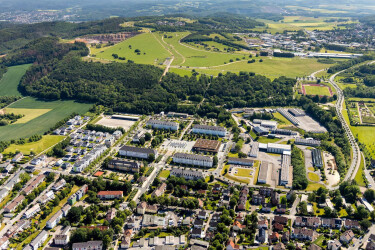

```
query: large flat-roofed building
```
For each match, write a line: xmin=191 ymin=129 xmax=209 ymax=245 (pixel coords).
xmin=228 ymin=157 xmax=254 ymax=166
xmin=258 ymin=162 xmax=269 ymax=184
xmin=249 ymin=142 xmax=259 ymax=158
xmin=72 ymin=241 xmax=103 ymax=250
xmin=280 ymin=154 xmax=291 ymax=187
xmin=173 ymin=153 xmax=213 ymax=168
xmin=295 ymin=138 xmax=321 ymax=147
xmin=267 ymin=143 xmax=291 ymax=154
xmin=108 ymin=159 xmax=140 ymax=173
xmin=119 ymin=145 xmax=157 ymax=159
xmin=253 ymin=120 xmax=278 ymax=130
xmin=112 ymin=115 xmax=139 ymax=121
xmin=192 ymin=139 xmax=221 ymax=153
xmin=288 ymin=108 xmax=305 ymax=117
xmin=277 ymin=108 xmax=300 ymax=126
xmin=167 ymin=112 xmax=188 ymax=118
xmin=312 ymin=149 xmax=323 ymax=168
xmin=271 ymin=129 xmax=298 ymax=136
xmin=192 ymin=125 xmax=226 ymax=137
xmin=170 ymin=168 xmax=204 ymax=180
xmin=147 ymin=119 xmax=179 ymax=131
xmin=30 ymin=230 xmax=48 ymax=250
xmin=253 ymin=126 xmax=269 ymax=136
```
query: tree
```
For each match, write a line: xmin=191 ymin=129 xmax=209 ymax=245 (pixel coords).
xmin=46 ymin=172 xmax=56 ymax=182
xmin=364 ymin=189 xmax=375 ymax=203
xmin=298 ymin=201 xmax=308 ymax=215
xmin=324 ymin=207 xmax=332 ymax=217
xmin=67 ymin=207 xmax=82 ymax=223
xmin=360 ymin=219 xmax=372 ymax=230
xmin=128 ymin=200 xmax=136 ymax=210
xmin=355 ymin=205 xmax=370 ymax=220
xmin=145 ymin=133 xmax=152 ymax=141
xmin=213 ymin=156 xmax=218 ymax=166
xmin=103 ymin=234 xmax=111 ymax=249
xmin=209 ymin=175 xmax=214 ymax=182
xmin=139 ymin=137 xmax=145 ymax=145
xmin=148 ymin=153 xmax=155 ymax=162
xmin=281 ymin=196 xmax=287 ymax=205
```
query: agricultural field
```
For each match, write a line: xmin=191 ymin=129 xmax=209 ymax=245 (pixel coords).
xmin=255 ymin=16 xmax=356 ymax=33
xmin=3 ymin=135 xmax=65 ymax=155
xmin=0 ymin=64 xmax=31 ymax=96
xmin=0 ymin=97 xmax=92 ymax=141
xmin=91 ymin=32 xmax=172 ymax=65
xmin=302 ymin=84 xmax=332 ymax=96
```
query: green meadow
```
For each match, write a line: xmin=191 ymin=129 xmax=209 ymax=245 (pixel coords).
xmin=0 ymin=64 xmax=31 ymax=96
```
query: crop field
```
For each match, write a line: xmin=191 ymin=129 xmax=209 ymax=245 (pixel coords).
xmin=4 ymin=108 xmax=51 ymax=124
xmin=3 ymin=135 xmax=65 ymax=155
xmin=302 ymin=84 xmax=333 ymax=96
xmin=0 ymin=97 xmax=92 ymax=141
xmin=0 ymin=64 xmax=31 ymax=96
xmin=91 ymin=32 xmax=172 ymax=65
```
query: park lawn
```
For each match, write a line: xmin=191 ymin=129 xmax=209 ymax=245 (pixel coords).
xmin=257 ymin=137 xmax=281 ymax=143
xmin=158 ymin=170 xmax=170 ymax=179
xmin=0 ymin=64 xmax=31 ymax=96
xmin=306 ymin=182 xmax=325 ymax=191
xmin=235 ymin=168 xmax=252 ymax=177
xmin=308 ymin=172 xmax=320 ymax=182
xmin=273 ymin=112 xmax=292 ymax=126
xmin=0 ymin=97 xmax=92 ymax=141
xmin=193 ymin=57 xmax=329 ymax=79
xmin=94 ymin=32 xmax=172 ymax=65
xmin=304 ymin=85 xmax=332 ymax=96
xmin=3 ymin=135 xmax=65 ymax=155
xmin=168 ymin=67 xmax=193 ymax=77
xmin=354 ymin=154 xmax=366 ymax=187
xmin=4 ymin=108 xmax=51 ymax=124
xmin=161 ymin=32 xmax=242 ymax=67
xmin=224 ymin=173 xmax=250 ymax=184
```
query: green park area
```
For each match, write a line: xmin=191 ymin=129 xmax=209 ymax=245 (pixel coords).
xmin=0 ymin=64 xmax=31 ymax=96
xmin=303 ymin=85 xmax=332 ymax=96
xmin=0 ymin=97 xmax=92 ymax=141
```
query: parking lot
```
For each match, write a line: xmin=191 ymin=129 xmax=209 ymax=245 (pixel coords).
xmin=295 ymin=115 xmax=327 ymax=133
xmin=161 ymin=139 xmax=195 ymax=152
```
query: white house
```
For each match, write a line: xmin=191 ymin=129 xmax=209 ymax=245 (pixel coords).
xmin=192 ymin=124 xmax=226 ymax=137
xmin=172 ymin=153 xmax=213 ymax=168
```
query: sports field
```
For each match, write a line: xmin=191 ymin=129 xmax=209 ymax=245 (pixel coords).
xmin=0 ymin=64 xmax=31 ymax=96
xmin=303 ymin=84 xmax=333 ymax=96
xmin=3 ymin=135 xmax=65 ymax=155
xmin=0 ymin=97 xmax=92 ymax=141
xmin=91 ymin=32 xmax=172 ymax=65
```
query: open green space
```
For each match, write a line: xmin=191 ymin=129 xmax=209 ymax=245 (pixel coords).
xmin=0 ymin=97 xmax=92 ymax=141
xmin=234 ymin=168 xmax=252 ymax=177
xmin=158 ymin=170 xmax=170 ymax=179
xmin=3 ymin=135 xmax=65 ymax=155
xmin=354 ymin=155 xmax=366 ymax=187
xmin=273 ymin=112 xmax=292 ymax=126
xmin=4 ymin=108 xmax=51 ymax=124
xmin=0 ymin=64 xmax=31 ymax=96
xmin=305 ymin=182 xmax=325 ymax=191
xmin=304 ymin=85 xmax=332 ymax=96
xmin=92 ymin=32 xmax=172 ymax=65
xmin=308 ymin=172 xmax=320 ymax=182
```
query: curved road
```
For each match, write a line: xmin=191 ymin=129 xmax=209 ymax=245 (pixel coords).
xmin=329 ymin=70 xmax=361 ymax=184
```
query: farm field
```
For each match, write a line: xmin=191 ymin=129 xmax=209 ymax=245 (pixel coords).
xmin=0 ymin=64 xmax=31 ymax=96
xmin=303 ymin=85 xmax=332 ymax=96
xmin=91 ymin=32 xmax=172 ymax=65
xmin=3 ymin=135 xmax=65 ymax=155
xmin=0 ymin=97 xmax=92 ymax=141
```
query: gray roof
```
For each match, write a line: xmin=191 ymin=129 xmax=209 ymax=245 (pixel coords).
xmin=72 ymin=241 xmax=103 ymax=249
xmin=193 ymin=124 xmax=226 ymax=132
xmin=173 ymin=153 xmax=213 ymax=162
xmin=147 ymin=119 xmax=178 ymax=127
xmin=120 ymin=145 xmax=156 ymax=155
xmin=258 ymin=162 xmax=269 ymax=181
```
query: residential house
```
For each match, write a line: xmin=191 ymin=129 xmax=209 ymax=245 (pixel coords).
xmin=327 ymin=239 xmax=342 ymax=250
xmin=269 ymin=232 xmax=280 ymax=243
xmin=292 ymin=228 xmax=315 ymax=241
xmin=46 ymin=210 xmax=63 ymax=229
xmin=226 ymin=239 xmax=242 ymax=250
xmin=106 ymin=208 xmax=116 ymax=222
xmin=232 ymin=221 xmax=245 ymax=231
xmin=97 ymin=191 xmax=123 ymax=199
xmin=30 ymin=230 xmax=48 ymax=250
xmin=274 ymin=216 xmax=288 ymax=225
xmin=258 ymin=219 xmax=268 ymax=229
xmin=344 ymin=219 xmax=360 ymax=230
xmin=152 ymin=183 xmax=167 ymax=197
xmin=191 ymin=228 xmax=205 ymax=239
xmin=72 ymin=241 xmax=103 ymax=250
xmin=340 ymin=230 xmax=354 ymax=244
xmin=257 ymin=228 xmax=268 ymax=244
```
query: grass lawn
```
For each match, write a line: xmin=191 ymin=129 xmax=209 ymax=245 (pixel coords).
xmin=168 ymin=67 xmax=193 ymax=77
xmin=0 ymin=64 xmax=31 ymax=96
xmin=308 ymin=172 xmax=320 ymax=182
xmin=0 ymin=192 xmax=12 ymax=209
xmin=221 ymin=164 xmax=229 ymax=175
xmin=3 ymin=135 xmax=65 ymax=155
xmin=306 ymin=182 xmax=325 ymax=191
xmin=158 ymin=170 xmax=170 ymax=179
xmin=257 ymin=137 xmax=281 ymax=144
xmin=253 ymin=162 xmax=260 ymax=185
xmin=313 ymin=235 xmax=326 ymax=247
xmin=93 ymin=32 xmax=172 ymax=65
xmin=273 ymin=112 xmax=292 ymax=126
xmin=304 ymin=85 xmax=332 ymax=96
xmin=235 ymin=168 xmax=252 ymax=177
xmin=0 ymin=97 xmax=92 ymax=141
xmin=339 ymin=208 xmax=348 ymax=217
xmin=224 ymin=173 xmax=250 ymax=184
xmin=354 ymin=154 xmax=366 ymax=187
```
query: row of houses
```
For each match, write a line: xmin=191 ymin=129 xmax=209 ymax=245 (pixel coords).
xmin=294 ymin=217 xmax=360 ymax=230
xmin=68 ymin=184 xmax=88 ymax=205
xmin=73 ymin=144 xmax=107 ymax=172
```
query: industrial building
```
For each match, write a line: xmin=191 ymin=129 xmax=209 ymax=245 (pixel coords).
xmin=277 ymin=108 xmax=300 ymax=125
xmin=271 ymin=128 xmax=298 ymax=136
xmin=288 ymin=108 xmax=306 ymax=117
xmin=253 ymin=119 xmax=278 ymax=130
xmin=258 ymin=161 xmax=269 ymax=184
xmin=312 ymin=149 xmax=323 ymax=168
xmin=280 ymin=154 xmax=291 ymax=187
xmin=173 ymin=153 xmax=213 ymax=168
xmin=266 ymin=143 xmax=291 ymax=154
xmin=295 ymin=138 xmax=321 ymax=147
xmin=146 ymin=119 xmax=179 ymax=131
xmin=119 ymin=145 xmax=157 ymax=159
xmin=253 ymin=126 xmax=269 ymax=136
xmin=249 ymin=142 xmax=259 ymax=158
xmin=192 ymin=125 xmax=226 ymax=137
xmin=192 ymin=139 xmax=221 ymax=153
xmin=228 ymin=157 xmax=254 ymax=166
xmin=111 ymin=115 xmax=139 ymax=121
